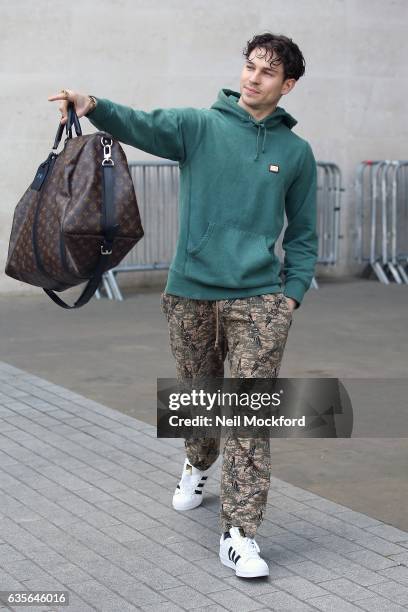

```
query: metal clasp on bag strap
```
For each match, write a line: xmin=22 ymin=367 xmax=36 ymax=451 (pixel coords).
xmin=101 ymin=136 xmax=114 ymax=166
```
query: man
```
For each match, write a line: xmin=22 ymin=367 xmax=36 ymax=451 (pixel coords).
xmin=49 ymin=32 xmax=318 ymax=579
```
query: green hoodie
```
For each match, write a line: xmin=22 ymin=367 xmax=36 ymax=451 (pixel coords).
xmin=87 ymin=88 xmax=318 ymax=307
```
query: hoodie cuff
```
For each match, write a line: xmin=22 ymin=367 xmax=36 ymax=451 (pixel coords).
xmin=283 ymin=279 xmax=308 ymax=309
xmin=85 ymin=97 xmax=112 ymax=123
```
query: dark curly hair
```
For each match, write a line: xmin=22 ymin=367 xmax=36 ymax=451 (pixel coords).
xmin=243 ymin=32 xmax=306 ymax=81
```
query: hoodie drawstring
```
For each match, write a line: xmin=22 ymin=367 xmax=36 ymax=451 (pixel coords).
xmin=211 ymin=88 xmax=298 ymax=161
xmin=214 ymin=301 xmax=220 ymax=349
xmin=253 ymin=122 xmax=267 ymax=161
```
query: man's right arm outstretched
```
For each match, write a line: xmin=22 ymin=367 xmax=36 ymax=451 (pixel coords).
xmin=48 ymin=89 xmax=203 ymax=166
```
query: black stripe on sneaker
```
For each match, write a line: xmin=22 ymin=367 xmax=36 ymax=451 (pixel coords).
xmin=194 ymin=490 xmax=203 ymax=494
xmin=229 ymin=547 xmax=241 ymax=564
xmin=201 ymin=476 xmax=208 ymax=480
xmin=197 ymin=482 xmax=204 ymax=487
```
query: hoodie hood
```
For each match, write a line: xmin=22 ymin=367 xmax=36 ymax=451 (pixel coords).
xmin=211 ymin=88 xmax=298 ymax=161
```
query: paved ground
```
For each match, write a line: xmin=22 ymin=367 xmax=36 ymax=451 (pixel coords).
xmin=1 ymin=277 xmax=408 ymax=533
xmin=1 ymin=361 xmax=408 ymax=612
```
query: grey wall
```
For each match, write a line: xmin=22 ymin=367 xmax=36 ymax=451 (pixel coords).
xmin=1 ymin=0 xmax=407 ymax=293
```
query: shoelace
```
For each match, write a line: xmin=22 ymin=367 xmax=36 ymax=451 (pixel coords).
xmin=234 ymin=536 xmax=260 ymax=559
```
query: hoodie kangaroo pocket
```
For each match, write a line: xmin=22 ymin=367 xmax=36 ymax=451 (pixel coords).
xmin=185 ymin=222 xmax=277 ymax=288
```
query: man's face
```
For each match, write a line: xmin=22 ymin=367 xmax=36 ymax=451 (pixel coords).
xmin=238 ymin=47 xmax=296 ymax=115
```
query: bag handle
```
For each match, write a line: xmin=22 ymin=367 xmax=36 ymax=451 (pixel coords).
xmin=52 ymin=102 xmax=82 ymax=150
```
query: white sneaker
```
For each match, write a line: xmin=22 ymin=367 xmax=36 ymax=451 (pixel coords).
xmin=219 ymin=527 xmax=269 ymax=578
xmin=172 ymin=458 xmax=214 ymax=511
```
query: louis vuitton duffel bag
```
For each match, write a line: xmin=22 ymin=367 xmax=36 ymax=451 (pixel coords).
xmin=5 ymin=103 xmax=144 ymax=308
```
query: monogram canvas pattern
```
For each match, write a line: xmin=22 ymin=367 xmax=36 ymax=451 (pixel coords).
xmin=5 ymin=132 xmax=144 ymax=291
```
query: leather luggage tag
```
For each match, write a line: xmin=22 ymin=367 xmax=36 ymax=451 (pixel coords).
xmin=31 ymin=153 xmax=57 ymax=191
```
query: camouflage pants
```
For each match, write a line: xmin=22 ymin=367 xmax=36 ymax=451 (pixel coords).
xmin=160 ymin=291 xmax=293 ymax=538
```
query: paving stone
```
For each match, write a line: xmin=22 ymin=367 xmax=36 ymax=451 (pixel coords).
xmin=366 ymin=524 xmax=408 ymax=543
xmin=83 ymin=561 xmax=168 ymax=604
xmin=379 ymin=565 xmax=408 ymax=586
xmin=356 ymin=596 xmax=408 ymax=611
xmin=140 ymin=603 xmax=185 ymax=612
xmin=139 ymin=546 xmax=197 ymax=576
xmin=256 ymin=521 xmax=289 ymax=537
xmin=169 ymin=539 xmax=216 ymax=561
xmin=19 ymin=576 xmax=66 ymax=590
xmin=27 ymin=549 xmax=67 ymax=570
xmin=101 ymin=548 xmax=173 ymax=587
xmin=269 ymin=575 xmax=328 ymax=599
xmin=369 ymin=580 xmax=408 ymax=605
xmin=274 ymin=486 xmax=322 ymax=503
xmin=257 ymin=589 xmax=318 ymax=611
xmin=68 ymin=465 xmax=111 ymax=482
xmin=192 ymin=557 xmax=239 ymax=579
xmin=342 ymin=548 xmax=398 ymax=570
xmin=306 ymin=594 xmax=367 ymax=611
xmin=269 ymin=495 xmax=313 ymax=514
xmin=117 ymin=512 xmax=163 ymax=532
xmin=267 ymin=533 xmax=319 ymax=554
xmin=0 ymin=543 xmax=26 ymax=563
xmin=44 ymin=561 xmax=92 ymax=584
xmin=73 ymin=486 xmax=113 ymax=504
xmin=329 ymin=509 xmax=382 ymax=528
xmin=0 ymin=567 xmax=26 ymax=590
xmin=133 ymin=565 xmax=182 ymax=591
xmin=303 ymin=497 xmax=352 ymax=515
xmin=309 ymin=534 xmax=364 ymax=554
xmin=290 ymin=510 xmax=369 ymax=542
xmin=100 ymin=522 xmax=146 ymax=543
xmin=316 ymin=577 xmax=374 ymax=602
xmin=283 ymin=520 xmax=332 ymax=539
xmin=222 ymin=575 xmax=279 ymax=597
xmin=388 ymin=551 xmax=408 ymax=565
xmin=208 ymin=587 xmax=265 ymax=611
xmin=60 ymin=594 xmax=98 ymax=612
xmin=81 ymin=510 xmax=122 ymax=529
xmin=68 ymin=579 xmax=141 ymax=610
xmin=140 ymin=525 xmax=190 ymax=545
xmin=298 ymin=546 xmax=357 ymax=569
xmin=337 ymin=563 xmax=391 ymax=587
xmin=178 ymin=571 xmax=230 ymax=595
xmin=159 ymin=585 xmax=214 ymax=609
xmin=260 ymin=542 xmax=311 ymax=566
xmin=286 ymin=560 xmax=336 ymax=582
xmin=5 ymin=559 xmax=52 ymax=581
xmin=54 ymin=494 xmax=98 ymax=516
xmin=353 ymin=534 xmax=408 ymax=556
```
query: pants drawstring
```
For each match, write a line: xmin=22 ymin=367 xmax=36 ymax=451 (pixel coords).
xmin=214 ymin=301 xmax=219 ymax=349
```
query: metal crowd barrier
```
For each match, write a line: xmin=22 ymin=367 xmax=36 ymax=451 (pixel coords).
xmin=97 ymin=160 xmax=343 ymax=300
xmin=355 ymin=160 xmax=408 ymax=284
xmin=96 ymin=161 xmax=179 ymax=301
xmin=316 ymin=162 xmax=342 ymax=266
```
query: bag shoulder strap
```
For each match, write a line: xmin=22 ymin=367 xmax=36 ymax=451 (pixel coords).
xmin=43 ymin=158 xmax=119 ymax=309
